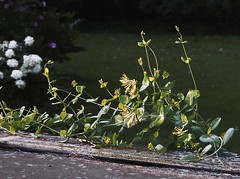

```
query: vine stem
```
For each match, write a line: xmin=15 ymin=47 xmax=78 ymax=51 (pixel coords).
xmin=203 ymin=137 xmax=223 ymax=159
xmin=141 ymin=32 xmax=154 ymax=77
xmin=176 ymin=27 xmax=199 ymax=116
xmin=181 ymin=43 xmax=198 ymax=90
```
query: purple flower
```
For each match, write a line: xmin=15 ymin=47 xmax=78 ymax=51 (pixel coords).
xmin=3 ymin=3 xmax=10 ymax=9
xmin=48 ymin=42 xmax=57 ymax=49
xmin=38 ymin=15 xmax=44 ymax=20
xmin=34 ymin=22 xmax=38 ymax=27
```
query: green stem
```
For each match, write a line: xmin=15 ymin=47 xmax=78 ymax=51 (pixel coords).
xmin=141 ymin=33 xmax=154 ymax=77
xmin=181 ymin=43 xmax=198 ymax=90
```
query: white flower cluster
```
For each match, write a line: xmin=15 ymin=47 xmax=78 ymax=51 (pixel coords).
xmin=0 ymin=36 xmax=43 ymax=88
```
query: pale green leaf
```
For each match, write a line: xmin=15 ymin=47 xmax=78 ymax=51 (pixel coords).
xmin=140 ymin=72 xmax=150 ymax=92
xmin=86 ymin=97 xmax=99 ymax=103
xmin=155 ymin=144 xmax=167 ymax=153
xmin=19 ymin=106 xmax=25 ymax=117
xmin=200 ymin=144 xmax=212 ymax=156
xmin=68 ymin=122 xmax=78 ymax=134
xmin=199 ymin=134 xmax=220 ymax=143
xmin=210 ymin=117 xmax=221 ymax=131
xmin=180 ymin=154 xmax=200 ymax=162
xmin=222 ymin=128 xmax=234 ymax=146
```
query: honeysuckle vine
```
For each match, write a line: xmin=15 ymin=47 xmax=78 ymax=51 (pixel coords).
xmin=0 ymin=26 xmax=235 ymax=161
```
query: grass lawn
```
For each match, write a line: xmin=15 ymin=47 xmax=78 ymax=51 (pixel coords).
xmin=52 ymin=23 xmax=240 ymax=152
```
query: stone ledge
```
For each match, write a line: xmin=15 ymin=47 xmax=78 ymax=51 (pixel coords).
xmin=0 ymin=129 xmax=240 ymax=177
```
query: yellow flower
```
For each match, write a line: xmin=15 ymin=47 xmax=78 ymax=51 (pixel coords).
xmin=71 ymin=80 xmax=78 ymax=87
xmin=172 ymin=126 xmax=188 ymax=137
xmin=119 ymin=74 xmax=137 ymax=96
xmin=99 ymin=79 xmax=108 ymax=88
xmin=149 ymin=76 xmax=154 ymax=82
xmin=138 ymin=57 xmax=143 ymax=66
xmin=121 ymin=105 xmax=138 ymax=128
xmin=101 ymin=99 xmax=108 ymax=106
xmin=113 ymin=88 xmax=120 ymax=99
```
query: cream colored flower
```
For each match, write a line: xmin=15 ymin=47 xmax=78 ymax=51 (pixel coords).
xmin=121 ymin=105 xmax=138 ymax=128
xmin=119 ymin=74 xmax=137 ymax=96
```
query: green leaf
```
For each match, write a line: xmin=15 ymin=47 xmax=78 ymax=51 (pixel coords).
xmin=112 ymin=132 xmax=118 ymax=146
xmin=140 ymin=72 xmax=150 ymax=92
xmin=162 ymin=81 xmax=175 ymax=90
xmin=177 ymin=93 xmax=184 ymax=101
xmin=181 ymin=56 xmax=191 ymax=64
xmin=67 ymin=122 xmax=78 ymax=134
xmin=91 ymin=103 xmax=111 ymax=129
xmin=86 ymin=97 xmax=99 ymax=103
xmin=155 ymin=144 xmax=167 ymax=153
xmin=199 ymin=134 xmax=220 ymax=144
xmin=185 ymin=90 xmax=200 ymax=106
xmin=137 ymin=42 xmax=145 ymax=47
xmin=175 ymin=25 xmax=180 ymax=32
xmin=9 ymin=126 xmax=16 ymax=134
xmin=114 ymin=114 xmax=123 ymax=125
xmin=84 ymin=123 xmax=90 ymax=132
xmin=35 ymin=126 xmax=42 ymax=136
xmin=21 ymin=113 xmax=35 ymax=125
xmin=60 ymin=107 xmax=67 ymax=120
xmin=1 ymin=101 xmax=11 ymax=111
xmin=180 ymin=154 xmax=200 ymax=162
xmin=209 ymin=117 xmax=221 ymax=131
xmin=136 ymin=107 xmax=144 ymax=121
xmin=96 ymin=103 xmax=110 ymax=117
xmin=19 ymin=106 xmax=25 ymax=117
xmin=146 ymin=39 xmax=151 ymax=45
xmin=178 ymin=133 xmax=193 ymax=143
xmin=71 ymin=97 xmax=78 ymax=104
xmin=119 ymin=95 xmax=130 ymax=105
xmin=149 ymin=115 xmax=164 ymax=128
xmin=181 ymin=113 xmax=188 ymax=126
xmin=200 ymin=144 xmax=212 ymax=156
xmin=222 ymin=128 xmax=234 ymax=146
xmin=75 ymin=85 xmax=85 ymax=93
xmin=149 ymin=106 xmax=165 ymax=128
xmin=162 ymin=71 xmax=169 ymax=79
xmin=77 ymin=105 xmax=85 ymax=117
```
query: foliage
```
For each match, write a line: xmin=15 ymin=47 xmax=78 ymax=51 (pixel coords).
xmin=0 ymin=0 xmax=84 ymax=108
xmin=0 ymin=27 xmax=235 ymax=160
xmin=0 ymin=36 xmax=42 ymax=88
xmin=0 ymin=0 xmax=83 ymax=61
xmin=58 ymin=0 xmax=240 ymax=23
